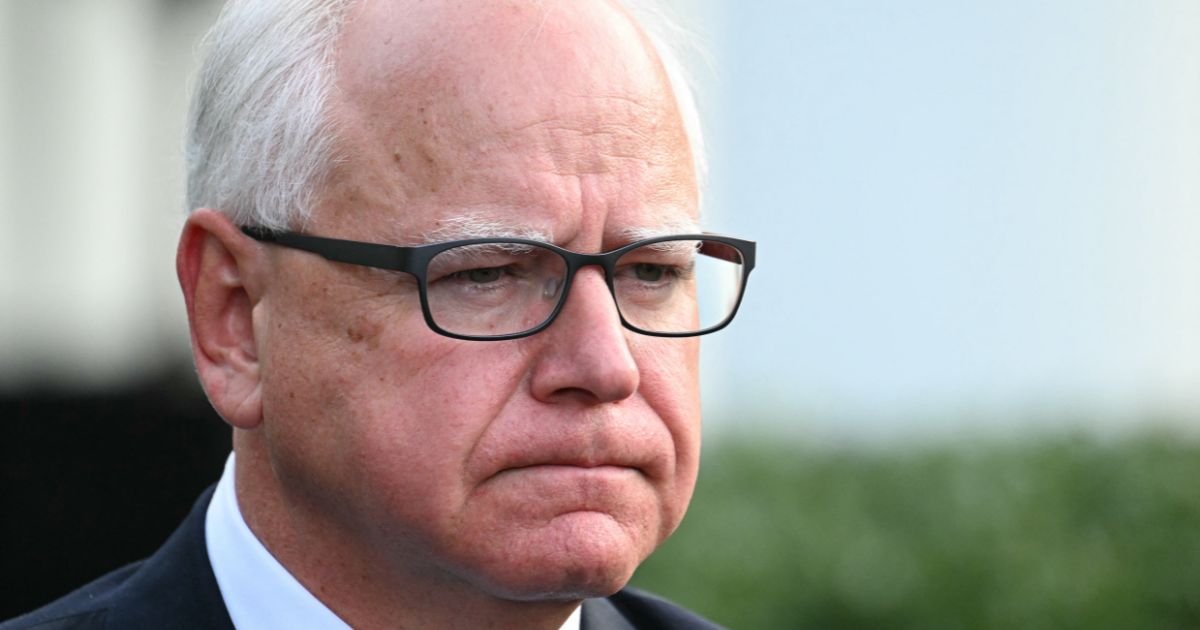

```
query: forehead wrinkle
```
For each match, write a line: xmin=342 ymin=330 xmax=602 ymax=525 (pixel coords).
xmin=494 ymin=93 xmax=671 ymax=178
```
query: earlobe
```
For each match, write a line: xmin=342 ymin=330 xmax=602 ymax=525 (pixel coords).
xmin=177 ymin=209 xmax=267 ymax=430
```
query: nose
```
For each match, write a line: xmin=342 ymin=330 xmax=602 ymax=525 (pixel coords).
xmin=528 ymin=266 xmax=640 ymax=404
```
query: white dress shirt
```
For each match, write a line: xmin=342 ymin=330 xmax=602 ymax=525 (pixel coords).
xmin=205 ymin=453 xmax=582 ymax=630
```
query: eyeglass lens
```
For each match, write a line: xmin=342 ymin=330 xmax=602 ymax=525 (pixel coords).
xmin=423 ymin=239 xmax=745 ymax=337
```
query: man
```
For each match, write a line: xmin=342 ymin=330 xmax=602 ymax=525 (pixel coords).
xmin=4 ymin=0 xmax=754 ymax=627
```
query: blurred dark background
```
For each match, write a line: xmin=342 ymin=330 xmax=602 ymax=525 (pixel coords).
xmin=1 ymin=367 xmax=229 ymax=619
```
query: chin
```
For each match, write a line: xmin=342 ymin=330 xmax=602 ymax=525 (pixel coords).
xmin=463 ymin=511 xmax=653 ymax=602
xmin=484 ymin=561 xmax=636 ymax=603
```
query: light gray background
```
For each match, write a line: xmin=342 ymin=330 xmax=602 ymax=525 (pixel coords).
xmin=2 ymin=1 xmax=1197 ymax=444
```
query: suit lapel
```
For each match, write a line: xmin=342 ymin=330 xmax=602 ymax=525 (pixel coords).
xmin=580 ymin=597 xmax=637 ymax=630
xmin=104 ymin=486 xmax=235 ymax=630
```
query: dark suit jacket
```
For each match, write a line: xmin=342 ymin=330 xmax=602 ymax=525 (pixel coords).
xmin=2 ymin=488 xmax=722 ymax=629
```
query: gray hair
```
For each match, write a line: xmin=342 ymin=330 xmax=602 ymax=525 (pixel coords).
xmin=185 ymin=0 xmax=706 ymax=230
xmin=185 ymin=0 xmax=354 ymax=230
xmin=620 ymin=0 xmax=709 ymax=193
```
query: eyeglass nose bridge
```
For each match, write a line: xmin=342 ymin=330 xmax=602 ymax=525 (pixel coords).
xmin=536 ymin=251 xmax=625 ymax=332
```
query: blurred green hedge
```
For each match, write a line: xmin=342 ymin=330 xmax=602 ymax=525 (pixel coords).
xmin=630 ymin=433 xmax=1200 ymax=629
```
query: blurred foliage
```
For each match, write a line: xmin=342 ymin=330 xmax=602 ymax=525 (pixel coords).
xmin=630 ymin=432 xmax=1200 ymax=629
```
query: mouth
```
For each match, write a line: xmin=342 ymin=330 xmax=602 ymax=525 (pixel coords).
xmin=480 ymin=463 xmax=648 ymax=513
xmin=473 ymin=454 xmax=658 ymax=519
xmin=495 ymin=462 xmax=642 ymax=479
xmin=472 ymin=424 xmax=665 ymax=487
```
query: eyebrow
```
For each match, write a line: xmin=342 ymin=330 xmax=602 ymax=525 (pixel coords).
xmin=418 ymin=213 xmax=702 ymax=246
xmin=617 ymin=219 xmax=703 ymax=243
xmin=430 ymin=241 xmax=543 ymax=267
xmin=421 ymin=215 xmax=552 ymax=244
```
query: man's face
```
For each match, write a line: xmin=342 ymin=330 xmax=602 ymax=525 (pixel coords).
xmin=251 ymin=0 xmax=700 ymax=600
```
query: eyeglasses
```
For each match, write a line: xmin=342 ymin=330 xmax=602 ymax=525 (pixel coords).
xmin=242 ymin=227 xmax=756 ymax=341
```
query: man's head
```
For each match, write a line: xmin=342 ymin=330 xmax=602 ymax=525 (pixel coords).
xmin=185 ymin=0 xmax=706 ymax=230
xmin=178 ymin=0 xmax=728 ymax=624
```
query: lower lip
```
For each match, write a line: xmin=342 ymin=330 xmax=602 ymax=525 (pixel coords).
xmin=481 ymin=466 xmax=648 ymax=514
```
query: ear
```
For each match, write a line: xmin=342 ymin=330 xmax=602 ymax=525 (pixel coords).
xmin=177 ymin=209 xmax=268 ymax=430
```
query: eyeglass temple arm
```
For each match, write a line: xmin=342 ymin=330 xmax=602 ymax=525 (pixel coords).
xmin=241 ymin=227 xmax=414 ymax=272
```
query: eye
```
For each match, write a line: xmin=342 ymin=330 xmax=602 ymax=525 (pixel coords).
xmin=451 ymin=267 xmax=505 ymax=284
xmin=634 ymin=263 xmax=668 ymax=282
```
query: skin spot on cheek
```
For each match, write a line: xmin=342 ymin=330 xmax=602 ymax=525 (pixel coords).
xmin=345 ymin=316 xmax=385 ymax=351
xmin=418 ymin=145 xmax=436 ymax=167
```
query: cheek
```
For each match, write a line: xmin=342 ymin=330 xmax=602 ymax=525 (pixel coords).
xmin=330 ymin=339 xmax=540 ymax=559
xmin=262 ymin=288 xmax=532 ymax=523
xmin=631 ymin=335 xmax=701 ymax=432
xmin=629 ymin=336 xmax=702 ymax=529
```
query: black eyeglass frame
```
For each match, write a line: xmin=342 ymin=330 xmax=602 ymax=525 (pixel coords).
xmin=242 ymin=226 xmax=756 ymax=341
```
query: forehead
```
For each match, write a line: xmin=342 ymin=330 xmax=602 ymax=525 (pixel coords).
xmin=320 ymin=0 xmax=698 ymax=243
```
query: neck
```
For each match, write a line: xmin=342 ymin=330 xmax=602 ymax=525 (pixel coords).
xmin=232 ymin=433 xmax=580 ymax=629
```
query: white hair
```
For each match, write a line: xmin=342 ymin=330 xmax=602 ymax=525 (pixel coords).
xmin=185 ymin=0 xmax=707 ymax=229
xmin=618 ymin=0 xmax=710 ymax=191
xmin=186 ymin=0 xmax=354 ymax=230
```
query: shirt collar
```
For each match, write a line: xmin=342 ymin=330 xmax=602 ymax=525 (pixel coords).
xmin=205 ymin=453 xmax=352 ymax=629
xmin=205 ymin=453 xmax=581 ymax=630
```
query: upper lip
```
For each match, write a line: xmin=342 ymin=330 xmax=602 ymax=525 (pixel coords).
xmin=495 ymin=447 xmax=644 ymax=474
xmin=504 ymin=459 xmax=633 ymax=471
